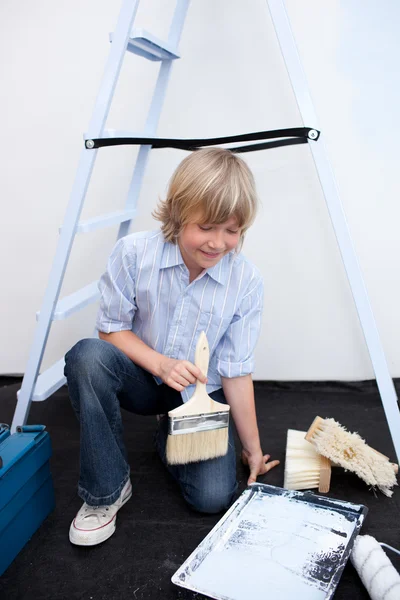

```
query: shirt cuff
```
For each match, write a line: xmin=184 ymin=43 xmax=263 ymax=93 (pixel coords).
xmin=96 ymin=321 xmax=132 ymax=334
xmin=216 ymin=357 xmax=254 ymax=378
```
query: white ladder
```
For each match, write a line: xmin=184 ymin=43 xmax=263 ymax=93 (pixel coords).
xmin=12 ymin=0 xmax=400 ymax=466
xmin=11 ymin=0 xmax=190 ymax=430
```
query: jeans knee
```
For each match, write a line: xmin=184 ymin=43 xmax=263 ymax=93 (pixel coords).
xmin=65 ymin=338 xmax=110 ymax=380
xmin=65 ymin=339 xmax=126 ymax=425
xmin=184 ymin=486 xmax=236 ymax=515
xmin=64 ymin=338 xmax=121 ymax=412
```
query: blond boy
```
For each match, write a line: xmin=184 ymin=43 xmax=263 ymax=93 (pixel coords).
xmin=64 ymin=148 xmax=279 ymax=546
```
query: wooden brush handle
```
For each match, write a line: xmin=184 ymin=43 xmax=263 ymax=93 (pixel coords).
xmin=168 ymin=331 xmax=228 ymax=417
xmin=194 ymin=331 xmax=209 ymax=381
xmin=318 ymin=456 xmax=332 ymax=493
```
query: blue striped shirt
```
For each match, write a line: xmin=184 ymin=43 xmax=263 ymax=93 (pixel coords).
xmin=96 ymin=230 xmax=263 ymax=401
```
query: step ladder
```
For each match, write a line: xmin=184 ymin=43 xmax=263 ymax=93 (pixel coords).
xmin=11 ymin=0 xmax=190 ymax=429
xmin=11 ymin=0 xmax=400 ymax=465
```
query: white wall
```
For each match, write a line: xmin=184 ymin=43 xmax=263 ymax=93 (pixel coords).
xmin=1 ymin=0 xmax=399 ymax=380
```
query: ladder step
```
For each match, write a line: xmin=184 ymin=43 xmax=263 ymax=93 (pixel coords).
xmin=36 ymin=281 xmax=100 ymax=321
xmin=72 ymin=209 xmax=137 ymax=234
xmin=110 ymin=28 xmax=180 ymax=61
xmin=17 ymin=358 xmax=66 ymax=402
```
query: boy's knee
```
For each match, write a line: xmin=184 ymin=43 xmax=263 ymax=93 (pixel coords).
xmin=65 ymin=338 xmax=121 ymax=415
xmin=64 ymin=338 xmax=112 ymax=380
xmin=184 ymin=486 xmax=236 ymax=515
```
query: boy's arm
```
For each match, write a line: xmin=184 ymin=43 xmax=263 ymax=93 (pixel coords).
xmin=222 ymin=374 xmax=279 ymax=485
xmin=98 ymin=330 xmax=206 ymax=390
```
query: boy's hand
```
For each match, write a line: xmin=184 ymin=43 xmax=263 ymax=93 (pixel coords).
xmin=241 ymin=448 xmax=280 ymax=485
xmin=159 ymin=357 xmax=207 ymax=392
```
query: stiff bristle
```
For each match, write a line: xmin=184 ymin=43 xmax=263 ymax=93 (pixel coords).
xmin=284 ymin=429 xmax=326 ymax=491
xmin=308 ymin=418 xmax=397 ymax=497
xmin=166 ymin=428 xmax=229 ymax=465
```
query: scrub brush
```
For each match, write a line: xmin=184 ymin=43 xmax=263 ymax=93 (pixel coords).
xmin=284 ymin=429 xmax=331 ymax=493
xmin=305 ymin=416 xmax=398 ymax=497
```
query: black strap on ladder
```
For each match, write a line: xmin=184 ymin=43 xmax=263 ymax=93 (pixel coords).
xmin=85 ymin=126 xmax=320 ymax=153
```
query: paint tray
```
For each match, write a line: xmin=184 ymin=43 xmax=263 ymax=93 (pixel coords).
xmin=172 ymin=483 xmax=367 ymax=600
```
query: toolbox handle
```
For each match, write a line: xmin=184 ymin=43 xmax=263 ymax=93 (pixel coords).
xmin=16 ymin=425 xmax=46 ymax=433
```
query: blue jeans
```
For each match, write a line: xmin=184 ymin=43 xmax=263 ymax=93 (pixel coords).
xmin=64 ymin=338 xmax=238 ymax=513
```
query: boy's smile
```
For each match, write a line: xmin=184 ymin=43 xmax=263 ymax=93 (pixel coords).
xmin=178 ymin=216 xmax=241 ymax=281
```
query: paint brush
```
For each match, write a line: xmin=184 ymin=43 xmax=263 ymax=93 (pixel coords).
xmin=166 ymin=331 xmax=230 ymax=465
xmin=284 ymin=429 xmax=331 ymax=493
xmin=305 ymin=416 xmax=398 ymax=497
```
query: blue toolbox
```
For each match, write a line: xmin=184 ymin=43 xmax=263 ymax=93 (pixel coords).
xmin=0 ymin=424 xmax=55 ymax=576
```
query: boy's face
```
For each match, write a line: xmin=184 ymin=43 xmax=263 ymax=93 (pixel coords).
xmin=178 ymin=215 xmax=241 ymax=278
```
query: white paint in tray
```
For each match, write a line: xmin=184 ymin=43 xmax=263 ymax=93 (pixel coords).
xmin=173 ymin=485 xmax=366 ymax=600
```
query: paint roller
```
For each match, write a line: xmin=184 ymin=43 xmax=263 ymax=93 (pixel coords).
xmin=351 ymin=535 xmax=400 ymax=600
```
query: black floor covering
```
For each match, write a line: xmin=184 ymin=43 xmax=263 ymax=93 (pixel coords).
xmin=1 ymin=378 xmax=400 ymax=600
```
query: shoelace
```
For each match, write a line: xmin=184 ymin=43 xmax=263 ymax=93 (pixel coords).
xmin=83 ymin=505 xmax=110 ymax=519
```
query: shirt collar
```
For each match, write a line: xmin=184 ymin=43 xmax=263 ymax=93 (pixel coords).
xmin=205 ymin=252 xmax=234 ymax=284
xmin=160 ymin=240 xmax=235 ymax=285
xmin=160 ymin=240 xmax=185 ymax=269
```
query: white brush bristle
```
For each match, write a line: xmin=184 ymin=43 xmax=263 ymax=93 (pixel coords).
xmin=166 ymin=428 xmax=229 ymax=465
xmin=308 ymin=418 xmax=397 ymax=497
xmin=284 ymin=429 xmax=323 ymax=491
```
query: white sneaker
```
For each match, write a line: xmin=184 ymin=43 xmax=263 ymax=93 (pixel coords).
xmin=69 ymin=479 xmax=132 ymax=546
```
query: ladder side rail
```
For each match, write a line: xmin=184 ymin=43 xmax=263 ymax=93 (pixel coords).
xmin=117 ymin=62 xmax=173 ymax=240
xmin=11 ymin=0 xmax=141 ymax=432
xmin=267 ymin=0 xmax=400 ymax=461
xmin=86 ymin=0 xmax=140 ymax=137
xmin=118 ymin=0 xmax=190 ymax=240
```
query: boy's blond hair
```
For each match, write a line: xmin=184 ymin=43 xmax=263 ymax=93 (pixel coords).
xmin=152 ymin=148 xmax=258 ymax=247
